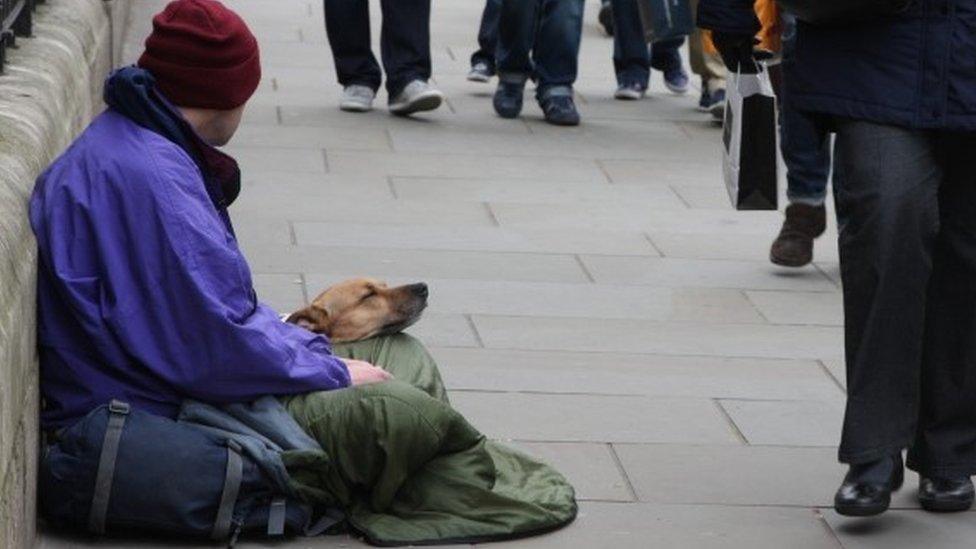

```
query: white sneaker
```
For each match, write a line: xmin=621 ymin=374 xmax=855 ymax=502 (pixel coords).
xmin=339 ymin=85 xmax=375 ymax=112
xmin=389 ymin=80 xmax=444 ymax=115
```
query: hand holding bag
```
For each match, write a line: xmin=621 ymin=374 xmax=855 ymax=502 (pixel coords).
xmin=722 ymin=64 xmax=778 ymax=211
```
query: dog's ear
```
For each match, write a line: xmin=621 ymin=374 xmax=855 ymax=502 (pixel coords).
xmin=285 ymin=306 xmax=331 ymax=333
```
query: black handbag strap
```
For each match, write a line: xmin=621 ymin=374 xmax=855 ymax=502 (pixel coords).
xmin=88 ymin=400 xmax=130 ymax=534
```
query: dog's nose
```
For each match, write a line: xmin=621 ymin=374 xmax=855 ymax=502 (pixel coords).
xmin=412 ymin=283 xmax=429 ymax=298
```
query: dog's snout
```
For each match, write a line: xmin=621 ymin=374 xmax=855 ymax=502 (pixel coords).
xmin=411 ymin=283 xmax=429 ymax=299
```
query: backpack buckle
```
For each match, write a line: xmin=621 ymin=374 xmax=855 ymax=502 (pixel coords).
xmin=108 ymin=400 xmax=130 ymax=415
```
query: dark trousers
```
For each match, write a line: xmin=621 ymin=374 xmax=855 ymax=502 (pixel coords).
xmin=834 ymin=120 xmax=976 ymax=477
xmin=610 ymin=0 xmax=683 ymax=86
xmin=496 ymin=0 xmax=584 ymax=92
xmin=323 ymin=0 xmax=432 ymax=97
xmin=779 ymin=14 xmax=831 ymax=205
xmin=471 ymin=0 xmax=502 ymax=72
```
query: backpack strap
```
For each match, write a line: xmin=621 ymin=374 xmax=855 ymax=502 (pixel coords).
xmin=212 ymin=439 xmax=244 ymax=541
xmin=88 ymin=400 xmax=130 ymax=534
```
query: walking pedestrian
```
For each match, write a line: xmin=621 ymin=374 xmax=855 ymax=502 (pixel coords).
xmin=323 ymin=0 xmax=444 ymax=115
xmin=700 ymin=0 xmax=976 ymax=517
xmin=689 ymin=0 xmax=727 ymax=119
xmin=468 ymin=0 xmax=501 ymax=82
xmin=768 ymin=14 xmax=833 ymax=268
xmin=493 ymin=0 xmax=585 ymax=126
xmin=609 ymin=0 xmax=690 ymax=100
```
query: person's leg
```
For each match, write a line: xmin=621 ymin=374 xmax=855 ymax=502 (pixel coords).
xmin=496 ymin=0 xmax=538 ymax=81
xmin=378 ymin=0 xmax=432 ymax=98
xmin=833 ymin=121 xmax=941 ymax=465
xmin=332 ymin=333 xmax=449 ymax=404
xmin=610 ymin=0 xmax=650 ymax=88
xmin=650 ymin=36 xmax=690 ymax=94
xmin=494 ymin=0 xmax=538 ymax=118
xmin=908 ymin=132 xmax=976 ymax=481
xmin=323 ymin=0 xmax=382 ymax=92
xmin=470 ymin=0 xmax=502 ymax=73
xmin=533 ymin=0 xmax=584 ymax=94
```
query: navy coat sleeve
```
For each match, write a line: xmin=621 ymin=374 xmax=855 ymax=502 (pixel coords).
xmin=70 ymin=139 xmax=351 ymax=403
xmin=696 ymin=0 xmax=761 ymax=35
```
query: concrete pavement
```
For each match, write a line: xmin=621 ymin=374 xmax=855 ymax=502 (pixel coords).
xmin=40 ymin=1 xmax=975 ymax=547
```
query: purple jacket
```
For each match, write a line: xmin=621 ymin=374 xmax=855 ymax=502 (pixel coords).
xmin=30 ymin=104 xmax=350 ymax=430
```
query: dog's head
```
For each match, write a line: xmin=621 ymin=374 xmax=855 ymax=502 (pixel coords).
xmin=286 ymin=278 xmax=428 ymax=343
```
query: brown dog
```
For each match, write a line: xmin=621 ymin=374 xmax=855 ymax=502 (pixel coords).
xmin=286 ymin=278 xmax=428 ymax=343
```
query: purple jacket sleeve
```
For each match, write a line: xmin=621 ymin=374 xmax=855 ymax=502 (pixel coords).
xmin=87 ymin=140 xmax=350 ymax=402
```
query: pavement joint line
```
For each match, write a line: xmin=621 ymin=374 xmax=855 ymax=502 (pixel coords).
xmin=814 ymin=509 xmax=847 ymax=549
xmin=426 ymin=344 xmax=846 ymax=364
xmin=594 ymin=158 xmax=615 ymax=185
xmin=813 ymin=261 xmax=841 ymax=289
xmin=641 ymin=232 xmax=665 ymax=257
xmin=446 ymin=312 xmax=839 ymax=329
xmin=385 ymin=175 xmax=399 ymax=199
xmin=384 ymin=127 xmax=395 ymax=151
xmin=448 ymin=388 xmax=646 ymax=398
xmin=298 ymin=272 xmax=310 ymax=305
xmin=572 ymin=254 xmax=597 ymax=282
xmin=463 ymin=314 xmax=485 ymax=348
xmin=741 ymin=290 xmax=773 ymax=324
xmin=712 ymin=398 xmax=750 ymax=445
xmin=817 ymin=359 xmax=847 ymax=394
xmin=444 ymin=45 xmax=456 ymax=61
xmin=482 ymin=202 xmax=501 ymax=226
xmin=443 ymin=96 xmax=458 ymax=114
xmin=607 ymin=443 xmax=641 ymax=503
xmin=296 ymin=27 xmax=304 ymax=43
xmin=320 ymin=148 xmax=330 ymax=172
xmin=274 ymin=105 xmax=283 ymax=124
xmin=666 ymin=183 xmax=694 ymax=208
xmin=287 ymin=221 xmax=298 ymax=245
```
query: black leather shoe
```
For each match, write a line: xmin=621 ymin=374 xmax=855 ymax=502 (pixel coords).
xmin=918 ymin=476 xmax=974 ymax=513
xmin=834 ymin=455 xmax=904 ymax=517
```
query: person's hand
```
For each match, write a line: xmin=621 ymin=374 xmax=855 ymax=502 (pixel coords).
xmin=342 ymin=358 xmax=392 ymax=386
xmin=712 ymin=32 xmax=764 ymax=74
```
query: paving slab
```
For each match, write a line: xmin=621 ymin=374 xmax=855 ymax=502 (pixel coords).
xmin=614 ymin=444 xmax=844 ymax=507
xmin=488 ymin=502 xmax=841 ymax=549
xmin=246 ymin=246 xmax=589 ymax=283
xmin=823 ymin=510 xmax=976 ymax=549
xmin=292 ymin=222 xmax=657 ymax=256
xmin=450 ymin=392 xmax=740 ymax=445
xmin=253 ymin=273 xmax=307 ymax=312
xmin=718 ymin=399 xmax=844 ymax=447
xmin=470 ymin=315 xmax=843 ymax=360
xmin=509 ymin=442 xmax=634 ymax=502
xmin=746 ymin=290 xmax=844 ymax=326
xmin=429 ymin=348 xmax=844 ymax=401
xmin=581 ymin=255 xmax=838 ymax=292
xmin=342 ymin=278 xmax=763 ymax=323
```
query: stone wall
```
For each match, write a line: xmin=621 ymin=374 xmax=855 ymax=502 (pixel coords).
xmin=0 ymin=1 xmax=117 ymax=547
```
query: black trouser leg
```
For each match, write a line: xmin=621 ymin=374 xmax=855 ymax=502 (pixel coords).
xmin=379 ymin=0 xmax=432 ymax=97
xmin=834 ymin=120 xmax=942 ymax=464
xmin=907 ymin=132 xmax=976 ymax=478
xmin=323 ymin=0 xmax=382 ymax=91
xmin=471 ymin=0 xmax=502 ymax=71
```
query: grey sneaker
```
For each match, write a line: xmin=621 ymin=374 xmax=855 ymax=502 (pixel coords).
xmin=614 ymin=82 xmax=646 ymax=100
xmin=339 ymin=85 xmax=375 ymax=112
xmin=389 ymin=80 xmax=444 ymax=115
xmin=467 ymin=62 xmax=493 ymax=83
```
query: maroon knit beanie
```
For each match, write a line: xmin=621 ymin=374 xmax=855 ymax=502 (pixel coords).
xmin=138 ymin=0 xmax=260 ymax=110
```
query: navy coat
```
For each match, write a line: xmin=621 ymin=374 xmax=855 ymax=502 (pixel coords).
xmin=698 ymin=0 xmax=976 ymax=132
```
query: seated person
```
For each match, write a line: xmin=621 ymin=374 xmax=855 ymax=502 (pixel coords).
xmin=30 ymin=0 xmax=575 ymax=544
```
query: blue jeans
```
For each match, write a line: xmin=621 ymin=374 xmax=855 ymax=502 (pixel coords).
xmin=610 ymin=0 xmax=684 ymax=86
xmin=323 ymin=0 xmax=432 ymax=97
xmin=779 ymin=14 xmax=832 ymax=205
xmin=471 ymin=0 xmax=502 ymax=72
xmin=496 ymin=0 xmax=585 ymax=94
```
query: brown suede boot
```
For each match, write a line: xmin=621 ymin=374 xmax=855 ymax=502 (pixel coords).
xmin=770 ymin=204 xmax=827 ymax=267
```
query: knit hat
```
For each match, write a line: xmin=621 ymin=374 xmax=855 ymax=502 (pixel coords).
xmin=138 ymin=0 xmax=260 ymax=110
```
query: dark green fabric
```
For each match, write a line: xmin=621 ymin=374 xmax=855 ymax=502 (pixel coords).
xmin=282 ymin=334 xmax=577 ymax=546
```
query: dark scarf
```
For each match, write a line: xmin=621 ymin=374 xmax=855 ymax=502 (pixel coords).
xmin=103 ymin=67 xmax=242 ymax=214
